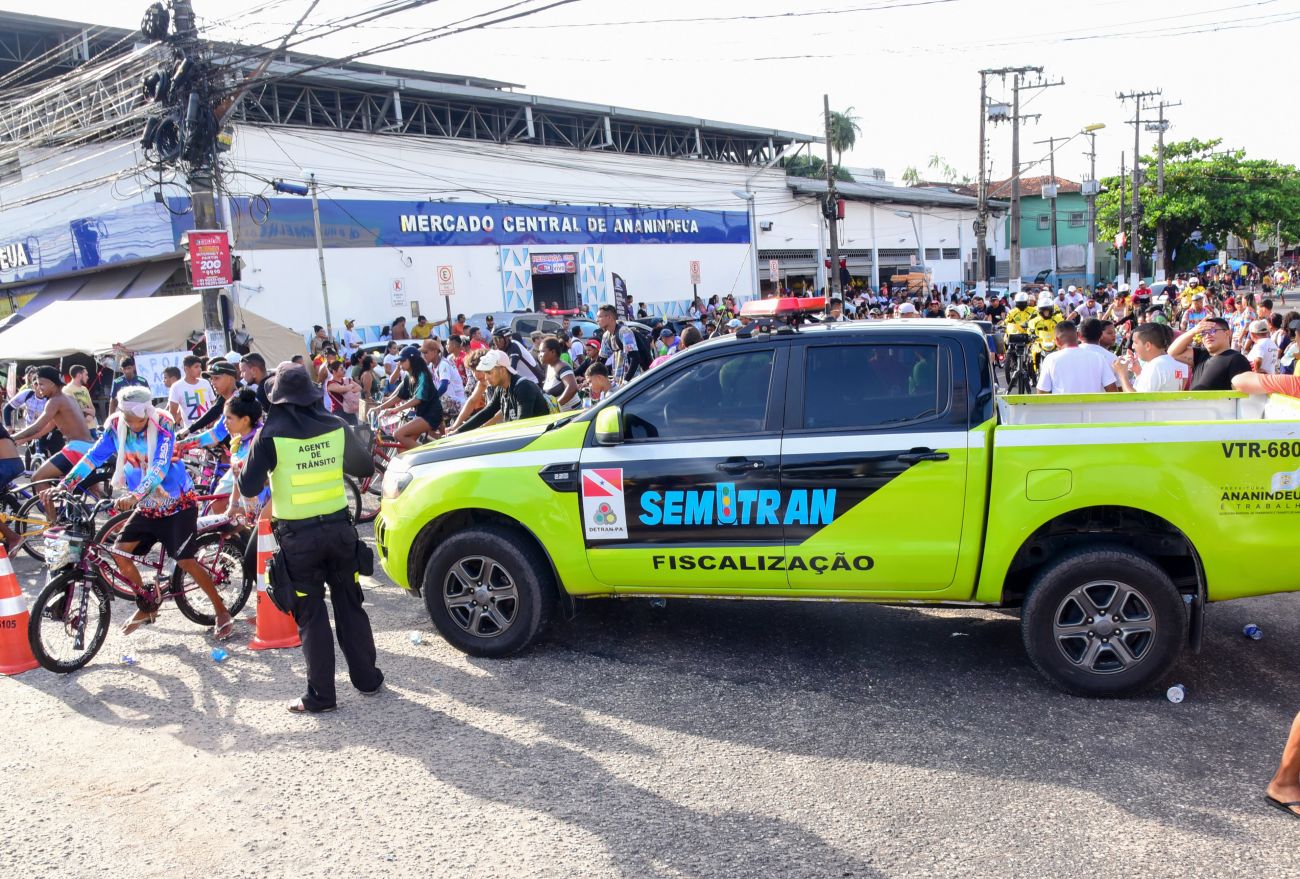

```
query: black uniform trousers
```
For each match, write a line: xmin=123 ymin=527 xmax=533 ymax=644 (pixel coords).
xmin=275 ymin=518 xmax=383 ymax=710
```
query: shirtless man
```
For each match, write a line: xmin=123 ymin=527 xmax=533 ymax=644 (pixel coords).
xmin=12 ymin=366 xmax=96 ymax=488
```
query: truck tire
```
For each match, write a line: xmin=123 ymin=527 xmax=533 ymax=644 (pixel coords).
xmin=1020 ymin=545 xmax=1186 ymax=696
xmin=421 ymin=525 xmax=555 ymax=657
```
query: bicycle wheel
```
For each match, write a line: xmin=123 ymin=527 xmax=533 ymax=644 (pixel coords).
xmin=14 ymin=494 xmax=53 ymax=562
xmin=1016 ymin=357 xmax=1034 ymax=395
xmin=95 ymin=511 xmax=165 ymax=601
xmin=28 ymin=570 xmax=111 ymax=673
xmin=345 ymin=475 xmax=364 ymax=523
xmin=172 ymin=530 xmax=252 ymax=626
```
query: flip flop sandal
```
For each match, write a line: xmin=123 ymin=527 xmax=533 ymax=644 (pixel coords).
xmin=121 ymin=611 xmax=157 ymax=636
xmin=1265 ymin=796 xmax=1300 ymax=818
xmin=212 ymin=616 xmax=236 ymax=641
xmin=287 ymin=699 xmax=337 ymax=715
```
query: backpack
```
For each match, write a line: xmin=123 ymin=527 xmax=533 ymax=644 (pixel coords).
xmin=613 ymin=323 xmax=654 ymax=375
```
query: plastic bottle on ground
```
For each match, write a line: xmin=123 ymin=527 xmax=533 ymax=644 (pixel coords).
xmin=1244 ymin=624 xmax=1262 ymax=640
xmin=211 ymin=647 xmax=230 ymax=663
xmin=1166 ymin=684 xmax=1186 ymax=703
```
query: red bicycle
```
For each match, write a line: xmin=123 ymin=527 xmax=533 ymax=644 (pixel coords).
xmin=27 ymin=492 xmax=253 ymax=673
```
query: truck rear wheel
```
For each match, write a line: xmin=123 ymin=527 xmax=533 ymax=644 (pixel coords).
xmin=1021 ymin=545 xmax=1186 ymax=696
xmin=421 ymin=525 xmax=555 ymax=657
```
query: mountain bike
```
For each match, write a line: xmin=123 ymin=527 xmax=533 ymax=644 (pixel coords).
xmin=26 ymin=492 xmax=253 ymax=673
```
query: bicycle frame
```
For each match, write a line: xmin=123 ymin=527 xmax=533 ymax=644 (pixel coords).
xmin=48 ymin=498 xmax=244 ymax=607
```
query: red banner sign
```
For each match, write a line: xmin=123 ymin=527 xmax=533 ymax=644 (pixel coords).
xmin=187 ymin=230 xmax=233 ymax=289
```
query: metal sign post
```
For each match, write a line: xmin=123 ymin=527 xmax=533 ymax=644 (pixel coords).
xmin=437 ymin=265 xmax=455 ymax=335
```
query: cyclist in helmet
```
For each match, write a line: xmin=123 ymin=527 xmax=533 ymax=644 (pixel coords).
xmin=1005 ymin=291 xmax=1035 ymax=335
xmin=1027 ymin=295 xmax=1065 ymax=372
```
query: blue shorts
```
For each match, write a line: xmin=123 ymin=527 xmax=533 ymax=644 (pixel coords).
xmin=0 ymin=457 xmax=22 ymax=492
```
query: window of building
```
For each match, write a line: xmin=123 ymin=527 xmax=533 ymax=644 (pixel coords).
xmin=1068 ymin=212 xmax=1086 ymax=228
xmin=1036 ymin=215 xmax=1050 ymax=231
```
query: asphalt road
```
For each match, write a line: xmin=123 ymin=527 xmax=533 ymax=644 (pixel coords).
xmin=3 ymin=528 xmax=1299 ymax=878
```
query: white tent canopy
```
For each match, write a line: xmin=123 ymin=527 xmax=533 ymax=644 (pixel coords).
xmin=0 ymin=295 xmax=305 ymax=366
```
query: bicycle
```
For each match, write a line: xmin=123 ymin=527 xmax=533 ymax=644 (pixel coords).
xmin=26 ymin=492 xmax=253 ymax=673
xmin=1003 ymin=333 xmax=1036 ymax=395
xmin=10 ymin=466 xmax=116 ymax=563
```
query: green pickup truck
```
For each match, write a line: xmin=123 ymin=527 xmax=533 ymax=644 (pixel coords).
xmin=376 ymin=319 xmax=1300 ymax=695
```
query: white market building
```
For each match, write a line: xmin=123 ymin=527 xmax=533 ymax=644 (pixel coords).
xmin=0 ymin=11 xmax=995 ymax=346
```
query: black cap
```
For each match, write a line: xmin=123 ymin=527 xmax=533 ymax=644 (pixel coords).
xmin=491 ymin=325 xmax=512 ymax=338
xmin=203 ymin=361 xmax=239 ymax=380
xmin=267 ymin=365 xmax=320 ymax=407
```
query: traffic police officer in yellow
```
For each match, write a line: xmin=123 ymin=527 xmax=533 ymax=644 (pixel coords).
xmin=1004 ymin=291 xmax=1035 ymax=335
xmin=238 ymin=363 xmax=382 ymax=713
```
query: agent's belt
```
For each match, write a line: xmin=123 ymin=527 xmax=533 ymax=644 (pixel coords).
xmin=272 ymin=509 xmax=351 ymax=537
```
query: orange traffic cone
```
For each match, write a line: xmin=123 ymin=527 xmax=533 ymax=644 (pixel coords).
xmin=0 ymin=546 xmax=38 ymax=675
xmin=249 ymin=518 xmax=300 ymax=651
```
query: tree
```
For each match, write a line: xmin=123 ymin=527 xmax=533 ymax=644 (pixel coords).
xmin=927 ymin=154 xmax=971 ymax=185
xmin=1095 ymin=138 xmax=1300 ymax=275
xmin=901 ymin=166 xmax=921 ymax=186
xmin=781 ymin=154 xmax=854 ymax=183
xmin=827 ymin=107 xmax=861 ymax=166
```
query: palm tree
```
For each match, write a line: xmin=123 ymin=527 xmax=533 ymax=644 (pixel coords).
xmin=828 ymin=107 xmax=862 ymax=166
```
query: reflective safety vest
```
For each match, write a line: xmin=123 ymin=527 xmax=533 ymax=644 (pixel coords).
xmin=269 ymin=428 xmax=348 ymax=519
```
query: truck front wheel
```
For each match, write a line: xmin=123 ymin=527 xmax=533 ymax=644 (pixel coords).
xmin=421 ymin=526 xmax=555 ymax=657
xmin=1021 ymin=546 xmax=1186 ymax=696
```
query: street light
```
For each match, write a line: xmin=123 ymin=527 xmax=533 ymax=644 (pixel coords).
xmin=894 ymin=209 xmax=924 ymax=273
xmin=275 ymin=172 xmax=334 ymax=337
xmin=731 ymin=189 xmax=760 ymax=298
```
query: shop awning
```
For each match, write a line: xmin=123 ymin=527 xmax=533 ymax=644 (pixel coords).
xmin=12 ymin=258 xmax=180 ymax=315
xmin=16 ymin=275 xmax=87 ymax=316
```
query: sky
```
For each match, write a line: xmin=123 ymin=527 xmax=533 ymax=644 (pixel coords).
xmin=10 ymin=0 xmax=1300 ymax=186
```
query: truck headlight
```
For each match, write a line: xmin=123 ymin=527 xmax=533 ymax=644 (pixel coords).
xmin=382 ymin=463 xmax=413 ymax=500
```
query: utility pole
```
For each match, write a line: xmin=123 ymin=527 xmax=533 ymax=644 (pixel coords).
xmin=1006 ymin=70 xmax=1060 ymax=292
xmin=975 ymin=70 xmax=990 ymax=295
xmin=1118 ymin=152 xmax=1127 ymax=285
xmin=170 ymin=0 xmax=225 ymax=352
xmin=1083 ymin=128 xmax=1099 ymax=290
xmin=1033 ymin=135 xmax=1062 ymax=289
xmin=822 ymin=94 xmax=841 ymax=298
xmin=1149 ymin=98 xmax=1181 ymax=281
xmin=1118 ymin=88 xmax=1161 ymax=289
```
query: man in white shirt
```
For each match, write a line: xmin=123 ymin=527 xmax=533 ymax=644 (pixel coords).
xmin=1246 ymin=318 xmax=1280 ymax=374
xmin=340 ymin=319 xmax=364 ymax=359
xmin=1111 ymin=323 xmax=1188 ymax=392
xmin=167 ymin=354 xmax=216 ymax=427
xmin=1037 ymin=321 xmax=1118 ymax=394
xmin=1078 ymin=318 xmax=1119 ymax=372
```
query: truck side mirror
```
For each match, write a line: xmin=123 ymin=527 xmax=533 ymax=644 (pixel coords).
xmin=594 ymin=406 xmax=623 ymax=446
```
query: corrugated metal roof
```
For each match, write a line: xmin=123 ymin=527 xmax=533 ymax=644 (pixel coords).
xmin=788 ymin=178 xmax=1007 ymax=210
xmin=0 ymin=10 xmax=819 ymax=145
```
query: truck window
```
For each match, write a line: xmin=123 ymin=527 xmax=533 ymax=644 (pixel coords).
xmin=802 ymin=344 xmax=944 ymax=430
xmin=622 ymin=351 xmax=775 ymax=441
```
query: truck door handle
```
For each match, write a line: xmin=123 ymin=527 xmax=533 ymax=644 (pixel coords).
xmin=897 ymin=447 xmax=949 ymax=465
xmin=716 ymin=458 xmax=765 ymax=473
